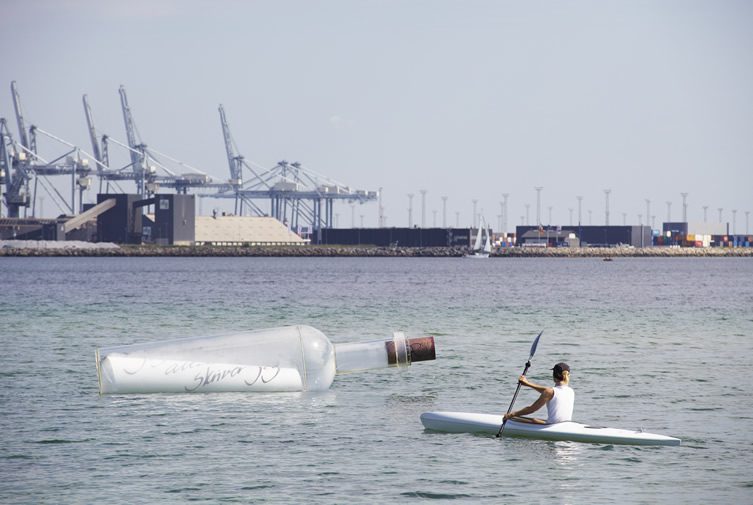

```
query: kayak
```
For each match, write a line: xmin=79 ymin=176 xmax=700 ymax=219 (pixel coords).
xmin=420 ymin=411 xmax=681 ymax=446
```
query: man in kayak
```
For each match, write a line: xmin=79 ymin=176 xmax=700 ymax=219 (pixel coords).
xmin=502 ymin=362 xmax=574 ymax=424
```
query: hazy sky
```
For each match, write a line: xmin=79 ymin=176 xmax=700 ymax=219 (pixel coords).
xmin=2 ymin=0 xmax=752 ymax=231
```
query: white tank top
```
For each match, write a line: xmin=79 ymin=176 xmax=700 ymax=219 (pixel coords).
xmin=546 ymin=385 xmax=574 ymax=424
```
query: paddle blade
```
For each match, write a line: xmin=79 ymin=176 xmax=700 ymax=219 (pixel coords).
xmin=528 ymin=330 xmax=543 ymax=360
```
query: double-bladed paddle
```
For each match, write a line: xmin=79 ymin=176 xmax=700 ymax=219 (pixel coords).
xmin=496 ymin=330 xmax=543 ymax=438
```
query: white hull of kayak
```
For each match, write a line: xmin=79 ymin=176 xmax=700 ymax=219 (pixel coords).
xmin=420 ymin=411 xmax=681 ymax=446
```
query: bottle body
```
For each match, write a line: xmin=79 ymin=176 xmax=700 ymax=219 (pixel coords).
xmin=97 ymin=325 xmax=336 ymax=394
xmin=96 ymin=325 xmax=435 ymax=394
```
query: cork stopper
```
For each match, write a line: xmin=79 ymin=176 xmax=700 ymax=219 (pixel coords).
xmin=385 ymin=334 xmax=436 ymax=366
xmin=408 ymin=336 xmax=436 ymax=363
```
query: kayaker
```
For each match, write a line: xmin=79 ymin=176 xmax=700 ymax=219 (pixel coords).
xmin=502 ymin=362 xmax=574 ymax=424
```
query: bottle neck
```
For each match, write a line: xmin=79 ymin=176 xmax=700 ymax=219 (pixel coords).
xmin=334 ymin=333 xmax=435 ymax=374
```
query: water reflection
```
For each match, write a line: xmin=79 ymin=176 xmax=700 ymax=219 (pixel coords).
xmin=550 ymin=440 xmax=585 ymax=465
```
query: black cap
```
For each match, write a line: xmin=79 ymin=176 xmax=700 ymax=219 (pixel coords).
xmin=552 ymin=362 xmax=570 ymax=376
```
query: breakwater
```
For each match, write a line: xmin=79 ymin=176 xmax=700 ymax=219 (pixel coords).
xmin=1 ymin=241 xmax=752 ymax=257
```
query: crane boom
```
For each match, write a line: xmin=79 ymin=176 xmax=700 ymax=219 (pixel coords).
xmin=218 ymin=105 xmax=243 ymax=183
xmin=10 ymin=81 xmax=30 ymax=151
xmin=118 ymin=86 xmax=140 ymax=160
xmin=118 ymin=85 xmax=147 ymax=194
xmin=82 ymin=94 xmax=103 ymax=167
xmin=219 ymin=104 xmax=244 ymax=214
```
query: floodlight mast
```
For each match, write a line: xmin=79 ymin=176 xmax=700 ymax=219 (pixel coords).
xmin=681 ymin=192 xmax=688 ymax=222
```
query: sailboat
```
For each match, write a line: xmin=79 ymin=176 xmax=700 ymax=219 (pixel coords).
xmin=466 ymin=218 xmax=492 ymax=258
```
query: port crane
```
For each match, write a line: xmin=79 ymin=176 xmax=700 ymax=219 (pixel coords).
xmin=2 ymin=81 xmax=94 ymax=218
xmin=104 ymin=86 xmax=215 ymax=195
xmin=209 ymin=106 xmax=378 ymax=232
xmin=2 ymin=82 xmax=379 ymax=230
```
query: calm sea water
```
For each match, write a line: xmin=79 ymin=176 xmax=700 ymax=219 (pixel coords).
xmin=1 ymin=257 xmax=752 ymax=504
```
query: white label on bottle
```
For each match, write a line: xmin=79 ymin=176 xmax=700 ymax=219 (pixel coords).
xmin=99 ymin=355 xmax=303 ymax=393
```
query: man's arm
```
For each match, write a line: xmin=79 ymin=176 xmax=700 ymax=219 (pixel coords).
xmin=517 ymin=374 xmax=549 ymax=393
xmin=503 ymin=388 xmax=553 ymax=421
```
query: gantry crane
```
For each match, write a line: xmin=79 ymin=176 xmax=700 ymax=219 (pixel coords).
xmin=2 ymin=81 xmax=93 ymax=217
xmin=208 ymin=104 xmax=378 ymax=231
xmin=2 ymin=82 xmax=378 ymax=227
xmin=0 ymin=117 xmax=30 ymax=218
xmin=83 ymin=93 xmax=147 ymax=195
xmin=110 ymin=85 xmax=213 ymax=195
xmin=217 ymin=104 xmax=267 ymax=216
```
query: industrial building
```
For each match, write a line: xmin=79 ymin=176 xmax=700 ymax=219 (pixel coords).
xmin=515 ymin=225 xmax=652 ymax=248
xmin=317 ymin=227 xmax=474 ymax=248
xmin=94 ymin=193 xmax=306 ymax=246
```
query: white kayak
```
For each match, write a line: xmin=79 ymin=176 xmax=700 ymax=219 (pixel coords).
xmin=420 ymin=411 xmax=681 ymax=446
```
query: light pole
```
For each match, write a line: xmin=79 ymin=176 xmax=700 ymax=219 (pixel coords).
xmin=535 ymin=187 xmax=543 ymax=225
xmin=441 ymin=196 xmax=447 ymax=228
xmin=502 ymin=193 xmax=509 ymax=235
xmin=604 ymin=189 xmax=611 ymax=225
xmin=681 ymin=193 xmax=688 ymax=222
xmin=638 ymin=214 xmax=643 ymax=246
xmin=420 ymin=189 xmax=427 ymax=228
xmin=577 ymin=196 xmax=583 ymax=225
xmin=378 ymin=187 xmax=385 ymax=227
xmin=472 ymin=199 xmax=478 ymax=228
xmin=525 ymin=204 xmax=530 ymax=226
xmin=407 ymin=194 xmax=414 ymax=227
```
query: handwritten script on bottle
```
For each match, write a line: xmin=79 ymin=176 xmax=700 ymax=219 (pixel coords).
xmin=121 ymin=357 xmax=282 ymax=392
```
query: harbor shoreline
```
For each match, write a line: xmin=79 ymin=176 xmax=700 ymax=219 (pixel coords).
xmin=1 ymin=243 xmax=752 ymax=257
